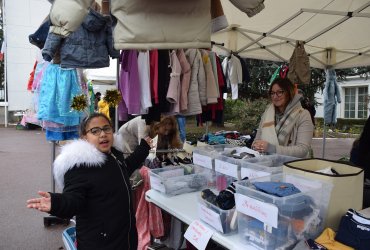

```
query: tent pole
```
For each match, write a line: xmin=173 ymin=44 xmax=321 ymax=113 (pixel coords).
xmin=115 ymin=59 xmax=119 ymax=131
xmin=51 ymin=141 xmax=56 ymax=192
xmin=322 ymin=123 xmax=326 ymax=158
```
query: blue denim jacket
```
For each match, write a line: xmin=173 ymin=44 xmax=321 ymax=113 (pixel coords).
xmin=43 ymin=8 xmax=119 ymax=68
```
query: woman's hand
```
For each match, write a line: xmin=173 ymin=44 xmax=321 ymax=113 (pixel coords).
xmin=252 ymin=140 xmax=268 ymax=153
xmin=144 ymin=136 xmax=154 ymax=148
xmin=26 ymin=191 xmax=51 ymax=212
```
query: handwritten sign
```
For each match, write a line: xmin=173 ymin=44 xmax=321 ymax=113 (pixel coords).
xmin=241 ymin=168 xmax=271 ymax=180
xmin=184 ymin=220 xmax=214 ymax=250
xmin=193 ymin=153 xmax=213 ymax=170
xmin=149 ymin=175 xmax=166 ymax=193
xmin=235 ymin=193 xmax=278 ymax=228
xmin=198 ymin=203 xmax=224 ymax=233
xmin=215 ymin=159 xmax=238 ymax=178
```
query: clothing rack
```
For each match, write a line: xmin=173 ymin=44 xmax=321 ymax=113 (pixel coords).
xmin=211 ymin=40 xmax=231 ymax=54
xmin=211 ymin=41 xmax=225 ymax=47
xmin=43 ymin=141 xmax=70 ymax=227
xmin=149 ymin=148 xmax=186 ymax=153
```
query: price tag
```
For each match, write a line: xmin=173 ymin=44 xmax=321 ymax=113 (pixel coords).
xmin=198 ymin=203 xmax=224 ymax=233
xmin=235 ymin=193 xmax=278 ymax=228
xmin=215 ymin=159 xmax=238 ymax=178
xmin=193 ymin=153 xmax=213 ymax=169
xmin=149 ymin=175 xmax=165 ymax=193
xmin=184 ymin=220 xmax=214 ymax=250
xmin=241 ymin=168 xmax=270 ymax=179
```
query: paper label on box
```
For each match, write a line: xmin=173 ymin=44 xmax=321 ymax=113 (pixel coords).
xmin=241 ymin=168 xmax=271 ymax=179
xmin=285 ymin=174 xmax=322 ymax=192
xmin=149 ymin=175 xmax=166 ymax=193
xmin=158 ymin=168 xmax=184 ymax=178
xmin=235 ymin=193 xmax=278 ymax=228
xmin=198 ymin=203 xmax=224 ymax=233
xmin=193 ymin=153 xmax=213 ymax=169
xmin=215 ymin=159 xmax=238 ymax=178
xmin=184 ymin=220 xmax=214 ymax=250
xmin=264 ymin=223 xmax=273 ymax=233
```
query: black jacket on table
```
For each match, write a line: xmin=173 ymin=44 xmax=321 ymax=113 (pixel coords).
xmin=50 ymin=139 xmax=150 ymax=250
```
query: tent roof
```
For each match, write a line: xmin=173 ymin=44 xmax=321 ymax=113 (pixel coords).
xmin=212 ymin=0 xmax=370 ymax=69
xmin=83 ymin=59 xmax=117 ymax=84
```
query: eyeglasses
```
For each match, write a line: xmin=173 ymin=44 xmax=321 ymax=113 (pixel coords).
xmin=269 ymin=90 xmax=285 ymax=97
xmin=86 ymin=126 xmax=113 ymax=136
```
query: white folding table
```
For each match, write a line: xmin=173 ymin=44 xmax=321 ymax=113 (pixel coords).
xmin=145 ymin=189 xmax=257 ymax=250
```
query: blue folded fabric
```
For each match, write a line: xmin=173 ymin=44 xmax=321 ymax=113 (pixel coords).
xmin=253 ymin=182 xmax=301 ymax=197
xmin=46 ymin=130 xmax=79 ymax=141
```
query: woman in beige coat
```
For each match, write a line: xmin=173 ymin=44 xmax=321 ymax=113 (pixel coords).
xmin=252 ymin=78 xmax=314 ymax=158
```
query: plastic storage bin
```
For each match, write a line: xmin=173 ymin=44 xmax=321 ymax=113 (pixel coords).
xmin=193 ymin=144 xmax=238 ymax=170
xmin=235 ymin=173 xmax=332 ymax=250
xmin=198 ymin=195 xmax=237 ymax=234
xmin=240 ymin=155 xmax=299 ymax=180
xmin=214 ymin=155 xmax=241 ymax=191
xmin=149 ymin=164 xmax=214 ymax=196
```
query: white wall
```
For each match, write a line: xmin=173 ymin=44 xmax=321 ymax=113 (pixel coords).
xmin=4 ymin=0 xmax=51 ymax=111
xmin=315 ymin=77 xmax=370 ymax=119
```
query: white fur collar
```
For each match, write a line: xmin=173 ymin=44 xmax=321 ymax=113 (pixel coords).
xmin=53 ymin=139 xmax=106 ymax=189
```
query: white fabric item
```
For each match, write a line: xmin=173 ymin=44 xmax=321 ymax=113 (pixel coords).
xmin=260 ymin=104 xmax=280 ymax=146
xmin=114 ymin=116 xmax=148 ymax=156
xmin=137 ymin=51 xmax=152 ymax=114
xmin=222 ymin=54 xmax=242 ymax=99
xmin=53 ymin=139 xmax=106 ymax=189
xmin=49 ymin=0 xmax=211 ymax=50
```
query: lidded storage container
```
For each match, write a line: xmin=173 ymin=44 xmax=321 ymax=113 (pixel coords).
xmin=149 ymin=164 xmax=214 ymax=196
xmin=235 ymin=173 xmax=332 ymax=250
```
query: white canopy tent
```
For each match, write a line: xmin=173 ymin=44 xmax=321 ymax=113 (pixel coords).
xmin=83 ymin=59 xmax=118 ymax=85
xmin=212 ymin=0 xmax=370 ymax=69
xmin=212 ymin=0 xmax=370 ymax=158
xmin=83 ymin=59 xmax=118 ymax=95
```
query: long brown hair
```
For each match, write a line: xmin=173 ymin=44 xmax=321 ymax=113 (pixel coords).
xmin=269 ymin=78 xmax=295 ymax=104
xmin=148 ymin=116 xmax=182 ymax=149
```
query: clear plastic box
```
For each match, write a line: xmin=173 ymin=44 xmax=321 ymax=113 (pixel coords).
xmin=214 ymin=155 xmax=242 ymax=191
xmin=240 ymin=155 xmax=299 ymax=180
xmin=193 ymin=144 xmax=238 ymax=170
xmin=149 ymin=164 xmax=214 ymax=196
xmin=235 ymin=173 xmax=332 ymax=250
xmin=198 ymin=195 xmax=238 ymax=234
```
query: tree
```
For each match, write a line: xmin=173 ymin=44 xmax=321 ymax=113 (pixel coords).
xmin=237 ymin=58 xmax=370 ymax=107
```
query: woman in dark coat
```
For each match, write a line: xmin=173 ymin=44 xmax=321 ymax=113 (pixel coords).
xmin=27 ymin=113 xmax=152 ymax=249
xmin=351 ymin=115 xmax=370 ymax=179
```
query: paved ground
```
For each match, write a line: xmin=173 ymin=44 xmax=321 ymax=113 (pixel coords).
xmin=0 ymin=127 xmax=66 ymax=250
xmin=0 ymin=126 xmax=355 ymax=249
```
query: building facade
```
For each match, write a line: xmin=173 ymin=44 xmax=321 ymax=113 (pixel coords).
xmin=315 ymin=75 xmax=370 ymax=119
